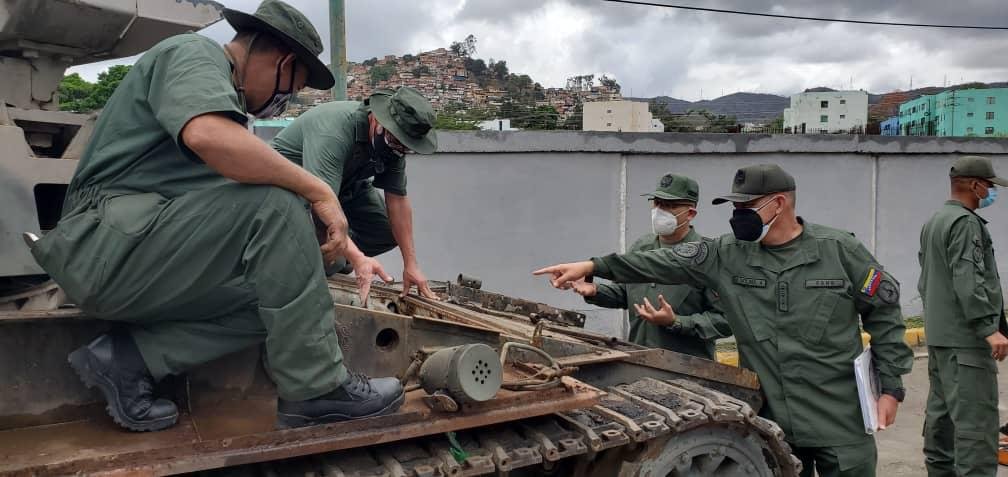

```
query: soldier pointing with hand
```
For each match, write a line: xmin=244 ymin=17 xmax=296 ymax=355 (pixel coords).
xmin=535 ymin=164 xmax=913 ymax=477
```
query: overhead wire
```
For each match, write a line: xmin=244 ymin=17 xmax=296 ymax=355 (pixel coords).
xmin=596 ymin=0 xmax=1008 ymax=30
xmin=601 ymin=0 xmax=1008 ymax=30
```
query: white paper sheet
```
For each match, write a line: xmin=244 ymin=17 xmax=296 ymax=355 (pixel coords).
xmin=854 ymin=345 xmax=880 ymax=435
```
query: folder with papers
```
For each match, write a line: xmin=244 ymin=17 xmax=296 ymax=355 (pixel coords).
xmin=854 ymin=345 xmax=880 ymax=435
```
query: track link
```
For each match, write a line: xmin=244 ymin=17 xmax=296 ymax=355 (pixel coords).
xmin=194 ymin=378 xmax=800 ymax=477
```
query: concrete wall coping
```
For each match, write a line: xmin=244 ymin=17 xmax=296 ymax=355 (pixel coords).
xmin=436 ymin=131 xmax=1008 ymax=155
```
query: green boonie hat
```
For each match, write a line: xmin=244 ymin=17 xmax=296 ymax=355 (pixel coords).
xmin=712 ymin=164 xmax=796 ymax=205
xmin=223 ymin=0 xmax=335 ymax=90
xmin=949 ymin=156 xmax=1008 ymax=186
xmin=642 ymin=173 xmax=699 ymax=203
xmin=370 ymin=87 xmax=438 ymax=154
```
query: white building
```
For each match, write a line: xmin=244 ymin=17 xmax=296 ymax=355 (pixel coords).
xmin=477 ymin=119 xmax=519 ymax=131
xmin=783 ymin=90 xmax=868 ymax=133
xmin=583 ymin=101 xmax=663 ymax=132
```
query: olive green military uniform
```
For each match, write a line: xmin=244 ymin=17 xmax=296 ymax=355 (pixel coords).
xmin=919 ymin=160 xmax=1007 ymax=477
xmin=272 ymin=101 xmax=408 ymax=259
xmin=586 ymin=228 xmax=731 ymax=359
xmin=585 ymin=164 xmax=914 ymax=477
xmin=30 ymin=33 xmax=347 ymax=401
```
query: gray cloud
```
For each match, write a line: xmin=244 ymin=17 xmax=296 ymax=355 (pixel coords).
xmin=67 ymin=0 xmax=1008 ymax=100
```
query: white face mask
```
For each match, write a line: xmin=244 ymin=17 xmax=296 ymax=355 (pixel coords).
xmin=652 ymin=207 xmax=692 ymax=236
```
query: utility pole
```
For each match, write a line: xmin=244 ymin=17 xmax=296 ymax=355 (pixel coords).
xmin=329 ymin=0 xmax=347 ymax=100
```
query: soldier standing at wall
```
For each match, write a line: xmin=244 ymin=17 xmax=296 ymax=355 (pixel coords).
xmin=571 ymin=173 xmax=731 ymax=359
xmin=918 ymin=155 xmax=1008 ymax=476
xmin=535 ymin=163 xmax=913 ymax=477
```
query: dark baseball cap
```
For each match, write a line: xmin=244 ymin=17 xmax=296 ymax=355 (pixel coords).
xmin=642 ymin=173 xmax=699 ymax=203
xmin=949 ymin=156 xmax=1008 ymax=186
xmin=712 ymin=164 xmax=796 ymax=205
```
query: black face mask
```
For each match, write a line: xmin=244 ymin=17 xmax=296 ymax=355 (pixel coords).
xmin=729 ymin=209 xmax=766 ymax=242
xmin=729 ymin=198 xmax=777 ymax=242
xmin=369 ymin=131 xmax=403 ymax=171
xmin=248 ymin=58 xmax=296 ymax=119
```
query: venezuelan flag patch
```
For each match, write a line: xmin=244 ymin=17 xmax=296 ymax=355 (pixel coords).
xmin=861 ymin=268 xmax=882 ymax=297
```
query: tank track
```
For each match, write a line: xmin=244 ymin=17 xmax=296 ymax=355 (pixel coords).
xmin=196 ymin=377 xmax=800 ymax=477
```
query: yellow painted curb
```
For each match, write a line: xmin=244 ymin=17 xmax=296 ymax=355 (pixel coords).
xmin=716 ymin=327 xmax=926 ymax=367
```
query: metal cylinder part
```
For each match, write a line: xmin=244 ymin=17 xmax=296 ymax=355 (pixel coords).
xmin=456 ymin=274 xmax=483 ymax=290
xmin=419 ymin=344 xmax=501 ymax=404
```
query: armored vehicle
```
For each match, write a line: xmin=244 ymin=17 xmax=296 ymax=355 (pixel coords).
xmin=0 ymin=2 xmax=800 ymax=475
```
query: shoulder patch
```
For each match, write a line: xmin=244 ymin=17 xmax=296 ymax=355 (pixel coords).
xmin=877 ymin=279 xmax=900 ymax=304
xmin=860 ymin=267 xmax=882 ymax=297
xmin=673 ymin=241 xmax=709 ymax=265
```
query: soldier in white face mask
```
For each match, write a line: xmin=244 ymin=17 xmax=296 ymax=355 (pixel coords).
xmin=571 ymin=173 xmax=732 ymax=359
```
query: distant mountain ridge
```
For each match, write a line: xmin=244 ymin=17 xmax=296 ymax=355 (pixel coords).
xmin=633 ymin=92 xmax=790 ymax=124
xmin=637 ymin=82 xmax=1008 ymax=125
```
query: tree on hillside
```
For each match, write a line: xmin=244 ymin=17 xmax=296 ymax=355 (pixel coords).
xmin=58 ymin=64 xmax=131 ymax=113
xmin=435 ymin=112 xmax=479 ymax=130
xmin=362 ymin=57 xmax=379 ymax=67
xmin=598 ymin=74 xmax=621 ymax=93
xmin=489 ymin=60 xmax=509 ymax=81
xmin=58 ymin=73 xmax=94 ymax=112
xmin=561 ymin=103 xmax=583 ymax=130
xmin=450 ymin=34 xmax=477 ymax=58
xmin=369 ymin=65 xmax=396 ymax=86
xmin=648 ymin=98 xmax=686 ymax=132
xmin=464 ymin=58 xmax=487 ymax=78
xmin=566 ymin=74 xmax=596 ymax=92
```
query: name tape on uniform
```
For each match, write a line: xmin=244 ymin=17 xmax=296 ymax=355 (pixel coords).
xmin=805 ymin=279 xmax=846 ymax=289
xmin=733 ymin=276 xmax=767 ymax=288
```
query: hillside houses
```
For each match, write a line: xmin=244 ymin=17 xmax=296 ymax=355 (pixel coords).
xmin=337 ymin=47 xmax=621 ymax=121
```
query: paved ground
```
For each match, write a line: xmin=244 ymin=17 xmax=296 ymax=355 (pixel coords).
xmin=875 ymin=351 xmax=1008 ymax=476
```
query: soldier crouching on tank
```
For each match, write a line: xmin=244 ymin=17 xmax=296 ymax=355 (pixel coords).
xmin=26 ymin=0 xmax=404 ymax=432
xmin=535 ymin=164 xmax=913 ymax=477
xmin=270 ymin=86 xmax=440 ymax=302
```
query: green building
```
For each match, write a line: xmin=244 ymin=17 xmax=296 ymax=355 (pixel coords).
xmin=898 ymin=88 xmax=1008 ymax=137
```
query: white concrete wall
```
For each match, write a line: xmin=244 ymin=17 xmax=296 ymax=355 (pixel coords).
xmin=251 ymin=128 xmax=1008 ymax=337
xmin=784 ymin=91 xmax=869 ymax=132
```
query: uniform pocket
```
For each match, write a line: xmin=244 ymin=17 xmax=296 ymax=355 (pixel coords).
xmin=833 ymin=438 xmax=877 ymax=471
xmin=954 ymin=348 xmax=999 ymax=441
xmin=100 ymin=193 xmax=167 ymax=236
xmin=803 ymin=292 xmax=839 ymax=344
xmin=31 ymin=210 xmax=107 ymax=309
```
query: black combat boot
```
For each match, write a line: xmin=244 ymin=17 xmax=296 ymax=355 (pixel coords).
xmin=68 ymin=332 xmax=179 ymax=432
xmin=276 ymin=373 xmax=405 ymax=429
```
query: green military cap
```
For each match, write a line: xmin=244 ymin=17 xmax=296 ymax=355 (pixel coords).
xmin=712 ymin=163 xmax=796 ymax=205
xmin=642 ymin=173 xmax=699 ymax=203
xmin=949 ymin=156 xmax=1008 ymax=186
xmin=370 ymin=87 xmax=438 ymax=154
xmin=223 ymin=0 xmax=335 ymax=90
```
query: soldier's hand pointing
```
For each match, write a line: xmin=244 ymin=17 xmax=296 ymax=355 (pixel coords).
xmin=634 ymin=295 xmax=677 ymax=326
xmin=533 ymin=261 xmax=595 ymax=289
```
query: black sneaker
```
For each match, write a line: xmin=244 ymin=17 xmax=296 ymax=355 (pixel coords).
xmin=68 ymin=333 xmax=178 ymax=432
xmin=276 ymin=373 xmax=405 ymax=429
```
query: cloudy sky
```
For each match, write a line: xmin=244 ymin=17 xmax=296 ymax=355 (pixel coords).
xmin=69 ymin=0 xmax=1008 ymax=100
